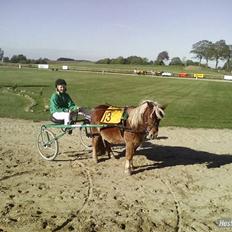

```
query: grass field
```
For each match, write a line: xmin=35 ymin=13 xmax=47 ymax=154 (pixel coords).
xmin=0 ymin=61 xmax=228 ymax=79
xmin=0 ymin=66 xmax=232 ymax=128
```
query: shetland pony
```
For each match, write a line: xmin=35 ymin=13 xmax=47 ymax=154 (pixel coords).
xmin=91 ymin=100 xmax=166 ymax=175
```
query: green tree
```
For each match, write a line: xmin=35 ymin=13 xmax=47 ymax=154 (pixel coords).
xmin=223 ymin=59 xmax=232 ymax=71
xmin=111 ymin=56 xmax=125 ymax=64
xmin=126 ymin=56 xmax=145 ymax=64
xmin=0 ymin=48 xmax=4 ymax=62
xmin=57 ymin=57 xmax=75 ymax=61
xmin=212 ymin=40 xmax=230 ymax=69
xmin=155 ymin=51 xmax=169 ymax=65
xmin=202 ymin=41 xmax=214 ymax=66
xmin=10 ymin=54 xmax=27 ymax=63
xmin=3 ymin=57 xmax=9 ymax=62
xmin=169 ymin=57 xmax=183 ymax=66
xmin=35 ymin=58 xmax=49 ymax=64
xmin=186 ymin=59 xmax=195 ymax=66
xmin=96 ymin=58 xmax=111 ymax=64
xmin=142 ymin=57 xmax=149 ymax=64
xmin=224 ymin=44 xmax=232 ymax=70
xmin=191 ymin=40 xmax=213 ymax=65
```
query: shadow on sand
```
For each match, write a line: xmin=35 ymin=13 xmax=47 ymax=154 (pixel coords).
xmin=131 ymin=141 xmax=232 ymax=174
xmin=54 ymin=139 xmax=232 ymax=175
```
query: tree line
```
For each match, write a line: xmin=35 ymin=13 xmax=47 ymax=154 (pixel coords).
xmin=96 ymin=40 xmax=232 ymax=70
xmin=1 ymin=39 xmax=231 ymax=70
xmin=96 ymin=53 xmax=199 ymax=67
xmin=96 ymin=56 xmax=153 ymax=65
xmin=1 ymin=53 xmax=49 ymax=64
xmin=0 ymin=53 xmax=89 ymax=64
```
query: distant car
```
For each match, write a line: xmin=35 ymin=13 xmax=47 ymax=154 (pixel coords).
xmin=155 ymin=71 xmax=163 ymax=76
xmin=178 ymin=72 xmax=188 ymax=78
xmin=134 ymin=69 xmax=147 ymax=75
xmin=162 ymin=72 xmax=172 ymax=77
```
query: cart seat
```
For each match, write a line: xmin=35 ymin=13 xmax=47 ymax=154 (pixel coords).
xmin=50 ymin=116 xmax=64 ymax=124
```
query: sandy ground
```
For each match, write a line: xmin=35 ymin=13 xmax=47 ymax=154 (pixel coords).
xmin=0 ymin=118 xmax=231 ymax=232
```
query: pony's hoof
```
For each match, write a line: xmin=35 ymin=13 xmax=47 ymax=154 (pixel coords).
xmin=93 ymin=158 xmax=98 ymax=163
xmin=112 ymin=154 xmax=118 ymax=159
xmin=124 ymin=169 xmax=132 ymax=175
xmin=108 ymin=154 xmax=117 ymax=159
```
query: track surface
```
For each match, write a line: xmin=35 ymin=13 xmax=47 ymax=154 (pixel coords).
xmin=0 ymin=118 xmax=231 ymax=231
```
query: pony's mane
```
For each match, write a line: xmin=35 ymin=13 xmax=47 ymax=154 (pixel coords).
xmin=128 ymin=100 xmax=165 ymax=129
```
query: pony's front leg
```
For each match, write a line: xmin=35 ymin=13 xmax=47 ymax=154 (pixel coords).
xmin=125 ymin=159 xmax=134 ymax=175
xmin=125 ymin=143 xmax=135 ymax=175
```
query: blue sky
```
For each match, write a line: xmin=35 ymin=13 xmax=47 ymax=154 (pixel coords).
xmin=1 ymin=0 xmax=231 ymax=62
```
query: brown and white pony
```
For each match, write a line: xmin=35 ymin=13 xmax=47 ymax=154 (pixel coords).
xmin=90 ymin=100 xmax=166 ymax=175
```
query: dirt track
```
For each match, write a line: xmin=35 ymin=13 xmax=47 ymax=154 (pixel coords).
xmin=0 ymin=118 xmax=231 ymax=232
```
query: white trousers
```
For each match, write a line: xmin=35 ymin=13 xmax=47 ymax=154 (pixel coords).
xmin=52 ymin=112 xmax=71 ymax=125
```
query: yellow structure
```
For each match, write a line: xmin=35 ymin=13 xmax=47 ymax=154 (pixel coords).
xmin=194 ymin=73 xmax=205 ymax=78
xmin=101 ymin=107 xmax=124 ymax=124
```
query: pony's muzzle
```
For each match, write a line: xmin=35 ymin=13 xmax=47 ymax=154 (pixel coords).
xmin=147 ymin=131 xmax=158 ymax=140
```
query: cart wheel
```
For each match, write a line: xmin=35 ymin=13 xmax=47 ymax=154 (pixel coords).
xmin=37 ymin=128 xmax=59 ymax=160
xmin=79 ymin=126 xmax=92 ymax=150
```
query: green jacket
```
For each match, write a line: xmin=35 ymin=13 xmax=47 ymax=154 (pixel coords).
xmin=50 ymin=92 xmax=78 ymax=114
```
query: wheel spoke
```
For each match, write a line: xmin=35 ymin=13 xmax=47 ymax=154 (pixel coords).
xmin=37 ymin=129 xmax=59 ymax=160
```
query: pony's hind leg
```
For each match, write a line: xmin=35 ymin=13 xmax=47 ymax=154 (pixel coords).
xmin=92 ymin=135 xmax=101 ymax=163
xmin=92 ymin=136 xmax=98 ymax=163
xmin=92 ymin=135 xmax=106 ymax=163
xmin=104 ymin=141 xmax=113 ymax=159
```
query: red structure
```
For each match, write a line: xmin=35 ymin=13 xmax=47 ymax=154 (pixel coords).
xmin=178 ymin=72 xmax=188 ymax=78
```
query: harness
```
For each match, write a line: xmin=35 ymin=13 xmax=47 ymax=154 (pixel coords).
xmin=100 ymin=107 xmax=129 ymax=133
xmin=99 ymin=107 xmax=148 ymax=137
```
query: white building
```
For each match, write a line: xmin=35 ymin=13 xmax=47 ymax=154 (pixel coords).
xmin=38 ymin=64 xmax=49 ymax=69
xmin=62 ymin=65 xmax=69 ymax=70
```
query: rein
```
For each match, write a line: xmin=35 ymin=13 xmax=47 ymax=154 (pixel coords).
xmin=98 ymin=124 xmax=148 ymax=136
